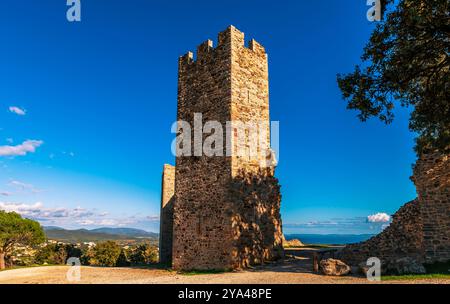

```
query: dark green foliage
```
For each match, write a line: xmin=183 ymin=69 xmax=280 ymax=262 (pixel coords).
xmin=80 ymin=247 xmax=94 ymax=266
xmin=130 ymin=244 xmax=158 ymax=265
xmin=128 ymin=244 xmax=158 ymax=265
xmin=115 ymin=249 xmax=130 ymax=267
xmin=87 ymin=241 xmax=121 ymax=267
xmin=337 ymin=0 xmax=449 ymax=154
xmin=34 ymin=243 xmax=82 ymax=265
xmin=81 ymin=242 xmax=158 ymax=267
xmin=0 ymin=211 xmax=45 ymax=269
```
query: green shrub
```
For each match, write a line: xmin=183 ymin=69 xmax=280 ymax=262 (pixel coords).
xmin=87 ymin=241 xmax=121 ymax=267
xmin=128 ymin=244 xmax=158 ymax=265
xmin=116 ymin=249 xmax=130 ymax=267
xmin=34 ymin=243 xmax=82 ymax=265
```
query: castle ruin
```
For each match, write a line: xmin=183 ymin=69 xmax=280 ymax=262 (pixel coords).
xmin=338 ymin=152 xmax=450 ymax=273
xmin=159 ymin=26 xmax=284 ymax=271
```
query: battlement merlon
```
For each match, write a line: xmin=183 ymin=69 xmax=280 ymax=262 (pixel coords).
xmin=248 ymin=39 xmax=266 ymax=56
xmin=178 ymin=51 xmax=194 ymax=67
xmin=197 ymin=39 xmax=214 ymax=60
xmin=218 ymin=26 xmax=266 ymax=54
xmin=178 ymin=26 xmax=267 ymax=69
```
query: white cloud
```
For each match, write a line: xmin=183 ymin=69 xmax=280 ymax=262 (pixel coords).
xmin=0 ymin=201 xmax=159 ymax=229
xmin=0 ymin=201 xmax=97 ymax=222
xmin=0 ymin=140 xmax=43 ymax=156
xmin=0 ymin=201 xmax=44 ymax=216
xmin=367 ymin=212 xmax=391 ymax=223
xmin=8 ymin=106 xmax=26 ymax=116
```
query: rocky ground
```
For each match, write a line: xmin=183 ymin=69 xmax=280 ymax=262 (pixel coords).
xmin=0 ymin=248 xmax=448 ymax=284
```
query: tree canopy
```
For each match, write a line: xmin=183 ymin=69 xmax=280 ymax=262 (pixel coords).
xmin=0 ymin=211 xmax=45 ymax=269
xmin=87 ymin=241 xmax=121 ymax=267
xmin=337 ymin=0 xmax=449 ymax=154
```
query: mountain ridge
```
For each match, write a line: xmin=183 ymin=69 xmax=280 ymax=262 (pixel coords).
xmin=43 ymin=226 xmax=159 ymax=243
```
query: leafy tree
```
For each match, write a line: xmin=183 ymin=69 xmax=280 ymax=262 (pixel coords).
xmin=0 ymin=211 xmax=45 ymax=269
xmin=116 ymin=249 xmax=130 ymax=267
xmin=34 ymin=243 xmax=66 ymax=265
xmin=80 ymin=246 xmax=94 ymax=266
xmin=129 ymin=244 xmax=158 ymax=265
xmin=87 ymin=241 xmax=121 ymax=267
xmin=337 ymin=0 xmax=449 ymax=154
xmin=34 ymin=243 xmax=82 ymax=265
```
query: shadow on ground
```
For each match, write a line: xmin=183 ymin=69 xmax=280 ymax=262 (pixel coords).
xmin=247 ymin=247 xmax=363 ymax=278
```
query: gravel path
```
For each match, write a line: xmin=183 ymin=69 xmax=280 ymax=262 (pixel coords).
xmin=0 ymin=248 xmax=448 ymax=284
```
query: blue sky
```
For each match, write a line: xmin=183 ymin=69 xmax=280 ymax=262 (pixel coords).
xmin=0 ymin=0 xmax=417 ymax=234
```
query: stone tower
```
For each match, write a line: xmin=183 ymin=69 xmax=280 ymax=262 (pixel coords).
xmin=160 ymin=26 xmax=284 ymax=271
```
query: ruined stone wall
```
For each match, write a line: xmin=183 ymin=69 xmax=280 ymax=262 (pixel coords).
xmin=413 ymin=152 xmax=450 ymax=263
xmin=159 ymin=164 xmax=175 ymax=265
xmin=338 ymin=152 xmax=449 ymax=271
xmin=170 ymin=26 xmax=283 ymax=271
xmin=338 ymin=200 xmax=424 ymax=268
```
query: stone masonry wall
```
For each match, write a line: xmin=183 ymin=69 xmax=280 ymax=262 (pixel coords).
xmin=230 ymin=169 xmax=284 ymax=268
xmin=170 ymin=26 xmax=283 ymax=270
xmin=159 ymin=164 xmax=175 ymax=265
xmin=172 ymin=26 xmax=235 ymax=270
xmin=412 ymin=152 xmax=450 ymax=263
xmin=228 ymin=29 xmax=284 ymax=267
xmin=338 ymin=152 xmax=449 ymax=272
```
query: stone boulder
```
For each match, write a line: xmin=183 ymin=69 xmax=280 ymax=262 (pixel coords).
xmin=283 ymin=238 xmax=304 ymax=248
xmin=319 ymin=258 xmax=351 ymax=276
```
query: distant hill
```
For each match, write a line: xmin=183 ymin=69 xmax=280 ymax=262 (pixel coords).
xmin=91 ymin=227 xmax=158 ymax=238
xmin=43 ymin=226 xmax=158 ymax=243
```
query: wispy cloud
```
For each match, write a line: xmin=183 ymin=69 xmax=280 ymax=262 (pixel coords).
xmin=8 ymin=106 xmax=26 ymax=116
xmin=8 ymin=180 xmax=43 ymax=194
xmin=0 ymin=140 xmax=43 ymax=156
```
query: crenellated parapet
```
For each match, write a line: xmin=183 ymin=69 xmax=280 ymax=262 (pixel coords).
xmin=178 ymin=26 xmax=267 ymax=72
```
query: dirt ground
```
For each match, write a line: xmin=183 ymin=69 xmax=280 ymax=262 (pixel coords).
xmin=0 ymin=248 xmax=448 ymax=284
